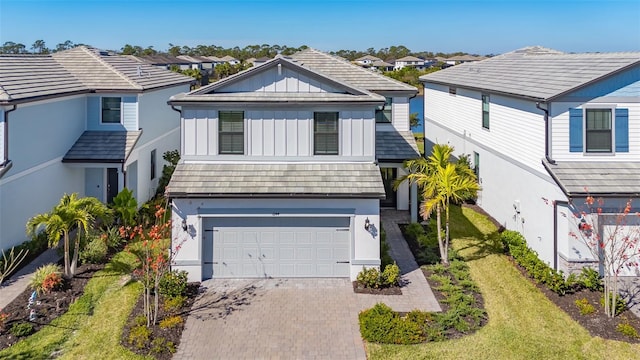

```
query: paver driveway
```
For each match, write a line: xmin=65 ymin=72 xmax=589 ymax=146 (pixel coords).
xmin=174 ymin=278 xmax=366 ymax=360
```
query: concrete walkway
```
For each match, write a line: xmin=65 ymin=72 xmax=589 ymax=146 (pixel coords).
xmin=174 ymin=210 xmax=440 ymax=359
xmin=0 ymin=248 xmax=60 ymax=309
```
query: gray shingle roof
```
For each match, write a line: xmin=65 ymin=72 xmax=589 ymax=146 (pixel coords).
xmin=52 ymin=47 xmax=194 ymax=91
xmin=543 ymin=160 xmax=640 ymax=197
xmin=63 ymin=131 xmax=141 ymax=163
xmin=0 ymin=54 xmax=88 ymax=102
xmin=420 ymin=48 xmax=640 ymax=101
xmin=376 ymin=131 xmax=420 ymax=161
xmin=167 ymin=163 xmax=385 ymax=198
xmin=291 ymin=49 xmax=417 ymax=93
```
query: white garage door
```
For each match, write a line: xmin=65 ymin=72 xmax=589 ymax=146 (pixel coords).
xmin=202 ymin=217 xmax=351 ymax=278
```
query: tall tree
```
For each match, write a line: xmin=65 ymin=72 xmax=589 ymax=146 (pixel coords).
xmin=27 ymin=193 xmax=112 ymax=277
xmin=55 ymin=40 xmax=74 ymax=52
xmin=31 ymin=39 xmax=49 ymax=54
xmin=0 ymin=41 xmax=27 ymax=54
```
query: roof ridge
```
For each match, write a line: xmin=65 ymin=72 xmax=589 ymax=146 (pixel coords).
xmin=299 ymin=48 xmax=417 ymax=91
xmin=78 ymin=47 xmax=143 ymax=90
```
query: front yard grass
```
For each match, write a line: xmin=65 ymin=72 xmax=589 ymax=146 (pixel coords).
xmin=366 ymin=206 xmax=640 ymax=360
xmin=0 ymin=251 xmax=148 ymax=360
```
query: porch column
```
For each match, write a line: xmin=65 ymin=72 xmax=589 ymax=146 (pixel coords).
xmin=410 ymin=182 xmax=418 ymax=223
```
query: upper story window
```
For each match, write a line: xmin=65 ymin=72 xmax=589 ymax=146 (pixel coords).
xmin=314 ymin=112 xmax=339 ymax=155
xmin=569 ymin=107 xmax=628 ymax=154
xmin=150 ymin=149 xmax=157 ymax=180
xmin=481 ymin=94 xmax=490 ymax=129
xmin=375 ymin=97 xmax=392 ymax=123
xmin=101 ymin=97 xmax=121 ymax=124
xmin=219 ymin=111 xmax=244 ymax=155
xmin=449 ymin=87 xmax=457 ymax=95
xmin=585 ymin=109 xmax=612 ymax=153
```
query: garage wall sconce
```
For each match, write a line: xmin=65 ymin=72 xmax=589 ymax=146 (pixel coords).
xmin=364 ymin=217 xmax=371 ymax=231
xmin=181 ymin=219 xmax=188 ymax=232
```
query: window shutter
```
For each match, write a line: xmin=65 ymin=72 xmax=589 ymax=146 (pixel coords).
xmin=569 ymin=108 xmax=583 ymax=152
xmin=615 ymin=108 xmax=629 ymax=152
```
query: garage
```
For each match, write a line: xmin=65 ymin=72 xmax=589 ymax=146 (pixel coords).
xmin=202 ymin=217 xmax=351 ymax=278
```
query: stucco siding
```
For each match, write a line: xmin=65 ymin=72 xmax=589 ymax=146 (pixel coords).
xmin=6 ymin=97 xmax=86 ymax=175
xmin=551 ymin=101 xmax=640 ymax=161
xmin=0 ymin=162 xmax=83 ymax=252
xmin=137 ymin=85 xmax=187 ymax=146
xmin=85 ymin=168 xmax=104 ymax=202
xmin=221 ymin=66 xmax=341 ymax=93
xmin=171 ymin=197 xmax=380 ymax=282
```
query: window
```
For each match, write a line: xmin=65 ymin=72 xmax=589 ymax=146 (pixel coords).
xmin=473 ymin=151 xmax=480 ymax=180
xmin=375 ymin=97 xmax=392 ymax=123
xmin=219 ymin=111 xmax=244 ymax=154
xmin=481 ymin=94 xmax=490 ymax=129
xmin=449 ymin=87 xmax=457 ymax=95
xmin=150 ymin=149 xmax=156 ymax=180
xmin=585 ymin=109 xmax=612 ymax=153
xmin=314 ymin=112 xmax=339 ymax=155
xmin=101 ymin=97 xmax=121 ymax=124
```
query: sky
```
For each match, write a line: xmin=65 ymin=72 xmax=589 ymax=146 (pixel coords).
xmin=1 ymin=0 xmax=639 ymax=55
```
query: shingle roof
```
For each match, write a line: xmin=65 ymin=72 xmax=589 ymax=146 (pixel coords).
xmin=291 ymin=49 xmax=417 ymax=93
xmin=167 ymin=163 xmax=386 ymax=198
xmin=376 ymin=131 xmax=421 ymax=161
xmin=0 ymin=54 xmax=88 ymax=102
xmin=420 ymin=48 xmax=640 ymax=101
xmin=52 ymin=47 xmax=194 ymax=91
xmin=543 ymin=160 xmax=640 ymax=197
xmin=62 ymin=131 xmax=141 ymax=163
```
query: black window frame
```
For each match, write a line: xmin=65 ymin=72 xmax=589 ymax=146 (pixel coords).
xmin=585 ymin=108 xmax=612 ymax=153
xmin=150 ymin=149 xmax=156 ymax=180
xmin=314 ymin=112 xmax=339 ymax=155
xmin=218 ymin=111 xmax=245 ymax=155
xmin=101 ymin=97 xmax=122 ymax=124
xmin=481 ymin=94 xmax=490 ymax=129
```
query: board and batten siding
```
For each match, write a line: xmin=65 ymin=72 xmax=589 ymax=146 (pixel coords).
xmin=181 ymin=108 xmax=375 ymax=161
xmin=376 ymin=96 xmax=410 ymax=132
xmin=220 ymin=66 xmax=342 ymax=93
xmin=86 ymin=95 xmax=138 ymax=131
xmin=424 ymin=83 xmax=547 ymax=175
xmin=551 ymin=102 xmax=640 ymax=161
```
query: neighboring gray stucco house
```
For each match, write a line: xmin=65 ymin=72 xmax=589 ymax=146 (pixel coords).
xmin=0 ymin=46 xmax=193 ymax=253
xmin=420 ymin=46 xmax=640 ymax=276
xmin=168 ymin=48 xmax=420 ymax=282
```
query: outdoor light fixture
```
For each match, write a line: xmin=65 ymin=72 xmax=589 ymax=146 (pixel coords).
xmin=181 ymin=219 xmax=188 ymax=232
xmin=364 ymin=217 xmax=371 ymax=231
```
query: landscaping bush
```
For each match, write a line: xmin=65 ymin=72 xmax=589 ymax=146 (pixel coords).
xmin=357 ymin=264 xmax=401 ymax=289
xmin=104 ymin=226 xmax=125 ymax=251
xmin=159 ymin=315 xmax=184 ymax=330
xmin=10 ymin=322 xmax=34 ymax=337
xmin=601 ymin=293 xmax=627 ymax=316
xmin=382 ymin=263 xmax=401 ymax=286
xmin=29 ymin=263 xmax=63 ymax=294
xmin=404 ymin=223 xmax=426 ymax=241
xmin=151 ymin=337 xmax=176 ymax=355
xmin=159 ymin=270 xmax=188 ymax=298
xmin=575 ymin=298 xmax=596 ymax=315
xmin=0 ymin=311 xmax=8 ymax=332
xmin=80 ymin=233 xmax=108 ymax=264
xmin=578 ymin=267 xmax=603 ymax=292
xmin=0 ymin=231 xmax=49 ymax=281
xmin=163 ymin=295 xmax=186 ymax=314
xmin=616 ymin=320 xmax=639 ymax=339
xmin=359 ymin=303 xmax=425 ymax=344
xmin=128 ymin=325 xmax=152 ymax=349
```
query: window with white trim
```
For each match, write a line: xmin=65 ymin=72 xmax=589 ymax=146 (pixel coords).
xmin=585 ymin=108 xmax=612 ymax=153
xmin=314 ymin=112 xmax=339 ymax=155
xmin=218 ymin=111 xmax=244 ymax=154
xmin=101 ymin=97 xmax=122 ymax=124
xmin=481 ymin=94 xmax=490 ymax=129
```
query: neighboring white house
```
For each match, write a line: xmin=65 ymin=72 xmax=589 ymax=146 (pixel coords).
xmin=0 ymin=46 xmax=193 ymax=253
xmin=219 ymin=55 xmax=240 ymax=66
xmin=420 ymin=46 xmax=640 ymax=275
xmin=394 ymin=56 xmax=425 ymax=70
xmin=444 ymin=54 xmax=487 ymax=66
xmin=168 ymin=49 xmax=419 ymax=282
xmin=354 ymin=55 xmax=382 ymax=66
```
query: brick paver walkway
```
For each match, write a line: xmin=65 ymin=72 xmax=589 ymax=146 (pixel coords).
xmin=174 ymin=210 xmax=440 ymax=359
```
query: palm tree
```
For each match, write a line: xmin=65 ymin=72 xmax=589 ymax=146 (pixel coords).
xmin=397 ymin=144 xmax=479 ymax=264
xmin=27 ymin=193 xmax=112 ymax=277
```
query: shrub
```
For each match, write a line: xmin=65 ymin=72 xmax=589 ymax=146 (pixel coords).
xmin=575 ymin=298 xmax=596 ymax=315
xmin=159 ymin=270 xmax=188 ymax=298
xmin=104 ymin=226 xmax=125 ymax=251
xmin=381 ymin=263 xmax=401 ymax=286
xmin=134 ymin=315 xmax=147 ymax=327
xmin=163 ymin=295 xmax=186 ymax=314
xmin=357 ymin=267 xmax=382 ymax=289
xmin=30 ymin=263 xmax=63 ymax=294
xmin=358 ymin=303 xmax=425 ymax=344
xmin=578 ymin=267 xmax=603 ymax=292
xmin=616 ymin=320 xmax=639 ymax=339
xmin=380 ymin=226 xmax=394 ymax=270
xmin=80 ymin=233 xmax=108 ymax=264
xmin=128 ymin=325 xmax=151 ymax=349
xmin=151 ymin=337 xmax=176 ymax=355
xmin=10 ymin=322 xmax=34 ymax=337
xmin=0 ymin=311 xmax=8 ymax=331
xmin=405 ymin=223 xmax=426 ymax=241
xmin=600 ymin=293 xmax=627 ymax=316
xmin=159 ymin=315 xmax=184 ymax=329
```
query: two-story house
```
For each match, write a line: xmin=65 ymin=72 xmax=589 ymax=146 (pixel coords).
xmin=0 ymin=46 xmax=193 ymax=253
xmin=168 ymin=48 xmax=419 ymax=282
xmin=420 ymin=46 xmax=640 ymax=275
xmin=394 ymin=56 xmax=425 ymax=70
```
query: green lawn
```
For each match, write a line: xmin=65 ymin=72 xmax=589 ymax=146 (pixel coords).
xmin=0 ymin=251 xmax=149 ymax=360
xmin=367 ymin=206 xmax=640 ymax=360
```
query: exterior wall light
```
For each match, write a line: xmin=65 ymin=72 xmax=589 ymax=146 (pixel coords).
xmin=364 ymin=217 xmax=371 ymax=231
xmin=181 ymin=219 xmax=188 ymax=232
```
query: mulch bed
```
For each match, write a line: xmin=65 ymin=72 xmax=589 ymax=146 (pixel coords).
xmin=120 ymin=283 xmax=200 ymax=359
xmin=0 ymin=262 xmax=104 ymax=350
xmin=352 ymin=281 xmax=402 ymax=295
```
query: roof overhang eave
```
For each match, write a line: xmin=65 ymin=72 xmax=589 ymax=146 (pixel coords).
xmin=420 ymin=79 xmax=547 ymax=102
xmin=166 ymin=192 xmax=386 ymax=199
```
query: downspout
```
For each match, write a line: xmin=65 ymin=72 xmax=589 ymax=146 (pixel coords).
xmin=553 ymin=200 xmax=569 ymax=270
xmin=536 ymin=102 xmax=555 ymax=164
xmin=0 ymin=105 xmax=17 ymax=179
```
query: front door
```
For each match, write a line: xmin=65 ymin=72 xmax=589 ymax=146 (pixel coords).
xmin=106 ymin=168 xmax=119 ymax=204
xmin=380 ymin=168 xmax=397 ymax=208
